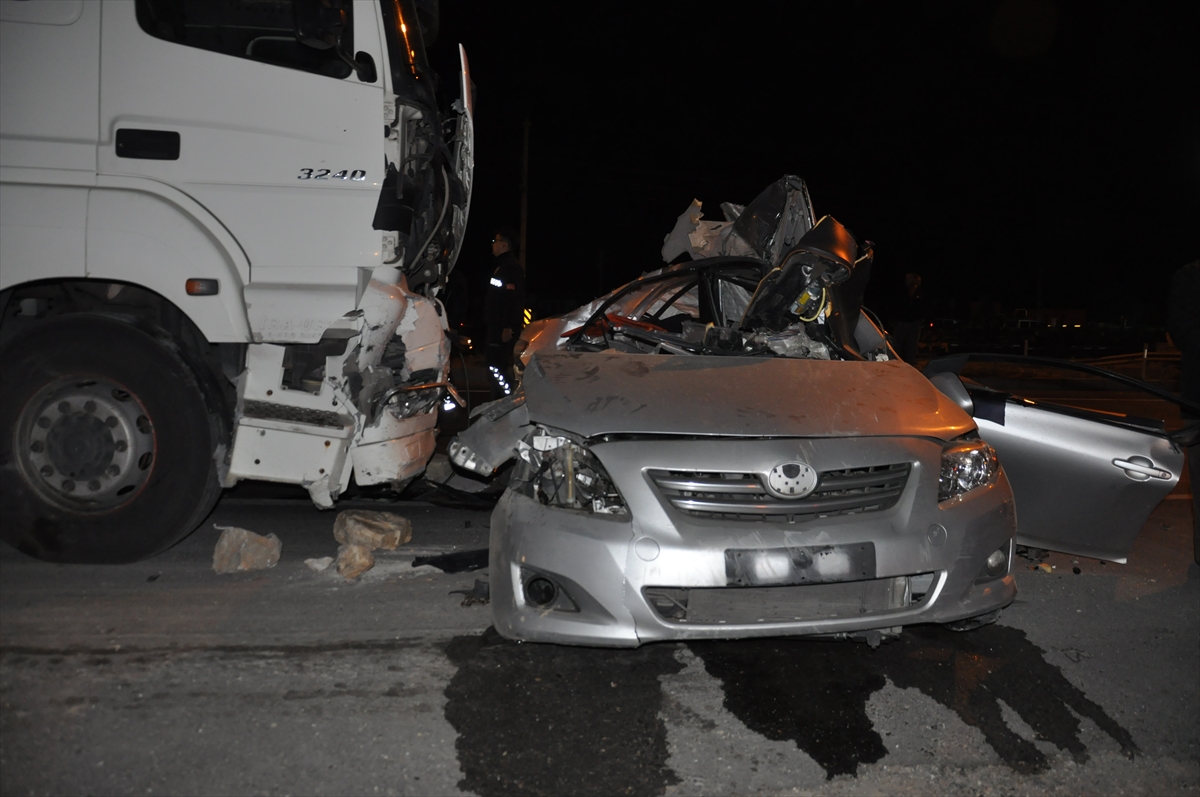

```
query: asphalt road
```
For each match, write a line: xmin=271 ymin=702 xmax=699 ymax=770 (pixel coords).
xmin=2 ymin=391 xmax=1198 ymax=796
xmin=1 ymin=484 xmax=1196 ymax=796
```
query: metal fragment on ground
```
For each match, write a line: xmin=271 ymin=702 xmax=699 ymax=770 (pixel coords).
xmin=211 ymin=525 xmax=281 ymax=574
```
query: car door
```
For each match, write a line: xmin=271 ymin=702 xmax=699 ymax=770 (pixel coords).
xmin=927 ymin=354 xmax=1191 ymax=563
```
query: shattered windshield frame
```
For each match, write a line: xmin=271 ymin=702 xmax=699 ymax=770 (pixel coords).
xmin=564 ymin=258 xmax=773 ymax=357
xmin=563 ymin=243 xmax=881 ymax=363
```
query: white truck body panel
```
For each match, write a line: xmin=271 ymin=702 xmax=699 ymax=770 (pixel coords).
xmin=97 ymin=0 xmax=385 ymax=344
xmin=86 ymin=180 xmax=254 ymax=341
xmin=0 ymin=0 xmax=98 ymax=287
xmin=0 ymin=184 xmax=89 ymax=284
xmin=0 ymin=0 xmax=99 ymax=175
xmin=1 ymin=0 xmax=474 ymax=545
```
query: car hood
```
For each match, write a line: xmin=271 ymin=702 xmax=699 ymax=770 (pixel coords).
xmin=522 ymin=351 xmax=974 ymax=440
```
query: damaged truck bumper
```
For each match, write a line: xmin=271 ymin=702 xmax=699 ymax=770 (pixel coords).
xmin=225 ymin=265 xmax=449 ymax=506
xmin=489 ymin=435 xmax=1016 ymax=648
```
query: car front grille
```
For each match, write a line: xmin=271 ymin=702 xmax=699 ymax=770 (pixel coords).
xmin=644 ymin=575 xmax=917 ymax=625
xmin=648 ymin=463 xmax=911 ymax=521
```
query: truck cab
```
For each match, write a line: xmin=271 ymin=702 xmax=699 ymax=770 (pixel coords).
xmin=0 ymin=0 xmax=474 ymax=562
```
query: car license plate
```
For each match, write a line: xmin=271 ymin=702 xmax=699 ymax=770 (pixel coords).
xmin=724 ymin=543 xmax=876 ymax=587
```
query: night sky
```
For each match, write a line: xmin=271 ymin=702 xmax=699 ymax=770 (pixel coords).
xmin=429 ymin=1 xmax=1198 ymax=325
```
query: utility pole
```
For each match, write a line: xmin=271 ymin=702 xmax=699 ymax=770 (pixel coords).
xmin=519 ymin=119 xmax=530 ymax=272
xmin=1035 ymin=267 xmax=1043 ymax=326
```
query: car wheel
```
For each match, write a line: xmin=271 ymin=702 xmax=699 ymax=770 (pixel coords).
xmin=0 ymin=314 xmax=223 ymax=562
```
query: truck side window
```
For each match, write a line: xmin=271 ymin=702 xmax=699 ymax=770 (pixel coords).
xmin=135 ymin=0 xmax=353 ymax=79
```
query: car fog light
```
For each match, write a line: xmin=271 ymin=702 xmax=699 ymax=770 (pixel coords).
xmin=939 ymin=438 xmax=1000 ymax=501
xmin=986 ymin=547 xmax=1008 ymax=576
xmin=525 ymin=576 xmax=557 ymax=607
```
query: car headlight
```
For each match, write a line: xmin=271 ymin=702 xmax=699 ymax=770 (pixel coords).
xmin=511 ymin=426 xmax=627 ymax=514
xmin=384 ymin=386 xmax=442 ymax=418
xmin=939 ymin=438 xmax=1000 ymax=502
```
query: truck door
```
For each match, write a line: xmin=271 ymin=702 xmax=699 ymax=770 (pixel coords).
xmin=95 ymin=0 xmax=387 ymax=335
xmin=928 ymin=354 xmax=1189 ymax=563
xmin=0 ymin=0 xmax=100 ymax=286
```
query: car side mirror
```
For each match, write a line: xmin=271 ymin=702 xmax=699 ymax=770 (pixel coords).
xmin=928 ymin=372 xmax=974 ymax=415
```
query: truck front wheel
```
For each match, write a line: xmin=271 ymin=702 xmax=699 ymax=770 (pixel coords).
xmin=1 ymin=314 xmax=223 ymax=562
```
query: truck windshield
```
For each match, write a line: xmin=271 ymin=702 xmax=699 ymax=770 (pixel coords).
xmin=136 ymin=0 xmax=353 ymax=79
xmin=379 ymin=0 xmax=437 ymax=110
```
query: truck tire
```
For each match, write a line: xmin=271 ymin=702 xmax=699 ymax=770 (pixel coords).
xmin=0 ymin=314 xmax=223 ymax=562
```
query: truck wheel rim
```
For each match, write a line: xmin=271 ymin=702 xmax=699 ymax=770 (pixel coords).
xmin=15 ymin=376 xmax=156 ymax=512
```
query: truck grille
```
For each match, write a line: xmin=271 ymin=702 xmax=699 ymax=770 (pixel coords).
xmin=648 ymin=463 xmax=911 ymax=521
xmin=644 ymin=576 xmax=913 ymax=625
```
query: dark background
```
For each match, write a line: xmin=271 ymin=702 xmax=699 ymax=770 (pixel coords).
xmin=428 ymin=1 xmax=1198 ymax=332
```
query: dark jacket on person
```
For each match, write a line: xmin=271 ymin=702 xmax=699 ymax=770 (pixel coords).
xmin=484 ymin=251 xmax=526 ymax=343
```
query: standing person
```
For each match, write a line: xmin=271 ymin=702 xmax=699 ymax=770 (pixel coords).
xmin=484 ymin=227 xmax=526 ymax=399
xmin=1166 ymin=259 xmax=1199 ymax=565
xmin=890 ymin=272 xmax=926 ymax=365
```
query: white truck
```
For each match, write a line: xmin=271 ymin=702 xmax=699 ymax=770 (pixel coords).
xmin=0 ymin=0 xmax=474 ymax=562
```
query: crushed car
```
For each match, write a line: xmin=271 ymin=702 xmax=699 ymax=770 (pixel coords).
xmin=448 ymin=175 xmax=1193 ymax=648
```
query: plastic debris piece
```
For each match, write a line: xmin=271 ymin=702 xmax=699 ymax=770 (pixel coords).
xmin=1037 ymin=562 xmax=1053 ymax=573
xmin=305 ymin=556 xmax=334 ymax=572
xmin=413 ymin=548 xmax=488 ymax=573
xmin=212 ymin=525 xmax=281 ymax=574
xmin=449 ymin=579 xmax=491 ymax=606
xmin=425 ymin=453 xmax=453 ymax=484
xmin=333 ymin=510 xmax=413 ymax=551
xmin=336 ymin=544 xmax=375 ymax=579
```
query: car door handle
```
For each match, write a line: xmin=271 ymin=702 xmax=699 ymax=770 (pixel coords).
xmin=1112 ymin=457 xmax=1172 ymax=481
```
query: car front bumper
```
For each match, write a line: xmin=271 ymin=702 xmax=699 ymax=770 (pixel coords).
xmin=489 ymin=436 xmax=1017 ymax=647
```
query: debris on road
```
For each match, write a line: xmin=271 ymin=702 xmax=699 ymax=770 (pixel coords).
xmin=1062 ymin=647 xmax=1089 ymax=662
xmin=212 ymin=525 xmax=281 ymax=573
xmin=336 ymin=544 xmax=375 ymax=579
xmin=425 ymin=452 xmax=453 ymax=484
xmin=333 ymin=510 xmax=413 ymax=551
xmin=413 ymin=549 xmax=488 ymax=573
xmin=305 ymin=556 xmax=334 ymax=572
xmin=1016 ymin=545 xmax=1050 ymax=562
xmin=1036 ymin=562 xmax=1053 ymax=573
xmin=450 ymin=579 xmax=490 ymax=606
